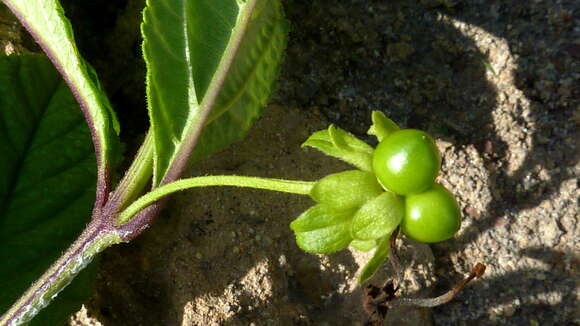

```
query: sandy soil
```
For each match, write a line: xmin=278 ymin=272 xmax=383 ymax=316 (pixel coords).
xmin=2 ymin=0 xmax=578 ymax=325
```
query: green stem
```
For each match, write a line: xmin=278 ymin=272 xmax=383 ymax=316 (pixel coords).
xmin=117 ymin=175 xmax=315 ymax=225
xmin=102 ymin=130 xmax=154 ymax=216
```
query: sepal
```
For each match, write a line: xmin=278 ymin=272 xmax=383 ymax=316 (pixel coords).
xmin=302 ymin=125 xmax=373 ymax=171
xmin=310 ymin=170 xmax=383 ymax=211
xmin=350 ymin=239 xmax=377 ymax=252
xmin=367 ymin=111 xmax=399 ymax=142
xmin=350 ymin=191 xmax=404 ymax=241
xmin=294 ymin=223 xmax=352 ymax=254
xmin=357 ymin=235 xmax=391 ymax=284
xmin=290 ymin=204 xmax=354 ymax=233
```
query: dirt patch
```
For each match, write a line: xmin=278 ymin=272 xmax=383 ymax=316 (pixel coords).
xmin=77 ymin=0 xmax=578 ymax=324
xmin=2 ymin=0 xmax=577 ymax=325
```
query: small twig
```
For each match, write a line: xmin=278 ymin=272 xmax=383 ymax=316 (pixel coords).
xmin=388 ymin=263 xmax=486 ymax=309
xmin=363 ymin=261 xmax=486 ymax=325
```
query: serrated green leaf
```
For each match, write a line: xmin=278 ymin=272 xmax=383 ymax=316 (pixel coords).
xmin=189 ymin=0 xmax=288 ymax=163
xmin=310 ymin=170 xmax=383 ymax=211
xmin=3 ymin=0 xmax=121 ymax=188
xmin=142 ymin=0 xmax=288 ymax=185
xmin=295 ymin=221 xmax=352 ymax=254
xmin=357 ymin=235 xmax=390 ymax=284
xmin=290 ymin=204 xmax=354 ymax=233
xmin=351 ymin=192 xmax=404 ymax=241
xmin=0 ymin=55 xmax=99 ymax=325
xmin=367 ymin=111 xmax=399 ymax=142
xmin=350 ymin=239 xmax=377 ymax=252
xmin=302 ymin=125 xmax=374 ymax=171
xmin=142 ymin=0 xmax=237 ymax=185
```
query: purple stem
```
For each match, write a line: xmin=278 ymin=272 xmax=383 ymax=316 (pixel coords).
xmin=0 ymin=219 xmax=118 ymax=326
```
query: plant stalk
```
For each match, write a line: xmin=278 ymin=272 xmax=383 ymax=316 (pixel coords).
xmin=102 ymin=130 xmax=154 ymax=219
xmin=117 ymin=175 xmax=315 ymax=225
xmin=0 ymin=221 xmax=121 ymax=326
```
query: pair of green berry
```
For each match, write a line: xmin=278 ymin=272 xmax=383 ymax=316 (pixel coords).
xmin=373 ymin=128 xmax=461 ymax=243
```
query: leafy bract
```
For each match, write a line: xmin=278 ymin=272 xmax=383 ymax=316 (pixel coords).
xmin=2 ymin=0 xmax=121 ymax=201
xmin=290 ymin=204 xmax=354 ymax=233
xmin=295 ymin=220 xmax=353 ymax=254
xmin=310 ymin=170 xmax=383 ymax=211
xmin=350 ymin=239 xmax=377 ymax=252
xmin=292 ymin=205 xmax=354 ymax=254
xmin=357 ymin=235 xmax=390 ymax=284
xmin=142 ymin=0 xmax=288 ymax=186
xmin=367 ymin=111 xmax=399 ymax=142
xmin=302 ymin=125 xmax=374 ymax=171
xmin=350 ymin=192 xmax=404 ymax=240
xmin=0 ymin=55 xmax=99 ymax=325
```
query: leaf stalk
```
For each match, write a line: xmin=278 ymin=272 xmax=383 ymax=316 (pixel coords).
xmin=117 ymin=175 xmax=315 ymax=225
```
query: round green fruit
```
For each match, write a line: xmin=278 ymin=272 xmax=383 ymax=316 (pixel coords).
xmin=372 ymin=129 xmax=440 ymax=195
xmin=401 ymin=184 xmax=461 ymax=243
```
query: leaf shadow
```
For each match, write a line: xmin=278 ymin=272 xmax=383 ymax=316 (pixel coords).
xmin=419 ymin=0 xmax=579 ymax=258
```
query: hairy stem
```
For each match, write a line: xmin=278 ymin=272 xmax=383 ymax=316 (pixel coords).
xmin=102 ymin=131 xmax=154 ymax=219
xmin=117 ymin=175 xmax=315 ymax=225
xmin=0 ymin=221 xmax=121 ymax=326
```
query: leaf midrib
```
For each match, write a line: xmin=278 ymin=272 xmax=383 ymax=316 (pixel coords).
xmin=180 ymin=0 xmax=198 ymax=141
xmin=158 ymin=0 xmax=255 ymax=184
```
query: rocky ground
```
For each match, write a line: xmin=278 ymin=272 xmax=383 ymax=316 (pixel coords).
xmin=2 ymin=0 xmax=578 ymax=325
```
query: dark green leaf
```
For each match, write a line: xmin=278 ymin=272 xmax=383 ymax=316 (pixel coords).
xmin=189 ymin=0 xmax=288 ymax=163
xmin=3 ymin=0 xmax=121 ymax=184
xmin=0 ymin=55 xmax=98 ymax=325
